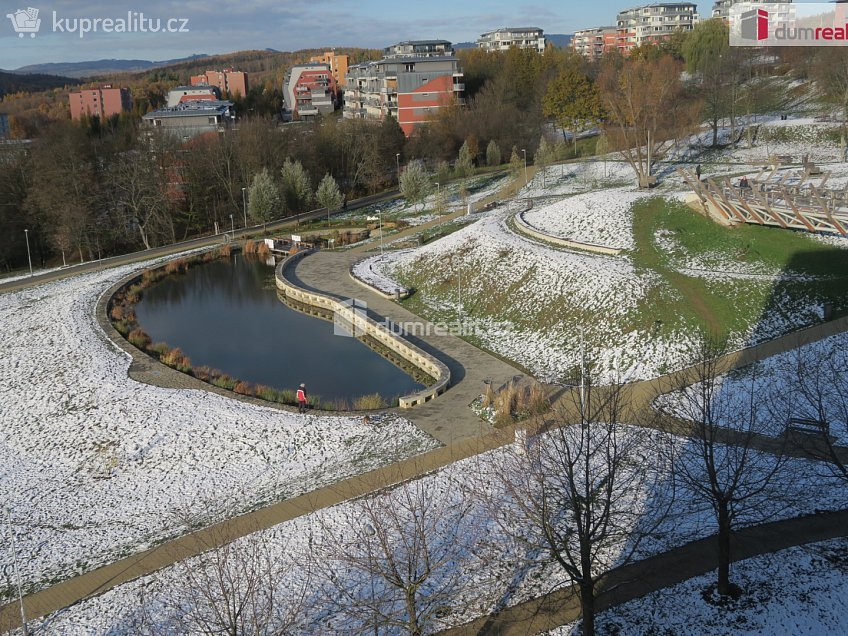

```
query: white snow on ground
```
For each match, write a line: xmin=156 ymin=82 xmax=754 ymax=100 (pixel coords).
xmin=0 ymin=264 xmax=68 ymax=284
xmin=521 ymin=188 xmax=649 ymax=251
xmin=43 ymin=425 xmax=847 ymax=635
xmin=351 ymin=253 xmax=411 ymax=296
xmin=550 ymin=538 xmax=848 ymax=636
xmin=660 ymin=330 xmax=848 ymax=445
xmin=0 ymin=256 xmax=439 ymax=598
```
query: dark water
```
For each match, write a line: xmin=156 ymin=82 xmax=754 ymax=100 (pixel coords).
xmin=134 ymin=255 xmax=424 ymax=402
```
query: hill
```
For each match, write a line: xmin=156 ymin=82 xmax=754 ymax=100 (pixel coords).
xmin=453 ymin=34 xmax=572 ymax=50
xmin=0 ymin=70 xmax=78 ymax=98
xmin=15 ymin=55 xmax=210 ymax=79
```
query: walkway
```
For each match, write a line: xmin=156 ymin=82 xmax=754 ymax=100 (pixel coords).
xmin=288 ymin=250 xmax=528 ymax=444
xmin=441 ymin=509 xmax=848 ymax=636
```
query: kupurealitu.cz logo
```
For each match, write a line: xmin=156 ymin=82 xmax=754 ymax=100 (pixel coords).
xmin=6 ymin=6 xmax=189 ymax=39
xmin=731 ymin=2 xmax=848 ymax=47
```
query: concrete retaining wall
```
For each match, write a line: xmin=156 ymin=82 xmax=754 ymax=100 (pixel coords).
xmin=514 ymin=209 xmax=624 ymax=256
xmin=276 ymin=251 xmax=450 ymax=408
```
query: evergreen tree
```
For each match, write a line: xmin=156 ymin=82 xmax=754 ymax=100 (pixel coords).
xmin=454 ymin=140 xmax=474 ymax=179
xmin=486 ymin=140 xmax=502 ymax=167
xmin=399 ymin=159 xmax=431 ymax=212
xmin=247 ymin=168 xmax=281 ymax=223
xmin=315 ymin=173 xmax=343 ymax=217
xmin=280 ymin=158 xmax=313 ymax=215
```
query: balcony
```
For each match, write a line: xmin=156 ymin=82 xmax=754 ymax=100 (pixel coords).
xmin=453 ymin=83 xmax=465 ymax=92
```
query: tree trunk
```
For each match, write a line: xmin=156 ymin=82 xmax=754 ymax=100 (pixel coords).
xmin=712 ymin=119 xmax=718 ymax=147
xmin=717 ymin=502 xmax=732 ymax=595
xmin=406 ymin=589 xmax=421 ymax=636
xmin=579 ymin=581 xmax=595 ymax=636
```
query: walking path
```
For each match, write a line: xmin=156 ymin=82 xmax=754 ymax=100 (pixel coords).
xmin=4 ymin=170 xmax=848 ymax=632
xmin=441 ymin=509 xmax=848 ymax=636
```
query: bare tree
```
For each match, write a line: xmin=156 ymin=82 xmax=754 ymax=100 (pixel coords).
xmin=315 ymin=475 xmax=482 ymax=635
xmin=487 ymin=373 xmax=674 ymax=636
xmin=139 ymin=528 xmax=311 ymax=635
xmin=655 ymin=336 xmax=787 ymax=597
xmin=598 ymin=55 xmax=700 ymax=185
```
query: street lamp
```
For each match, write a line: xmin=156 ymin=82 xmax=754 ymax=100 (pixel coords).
xmin=521 ymin=149 xmax=528 ymax=187
xmin=24 ymin=229 xmax=33 ymax=277
xmin=378 ymin=209 xmax=384 ymax=258
xmin=435 ymin=182 xmax=440 ymax=217
xmin=229 ymin=214 xmax=234 ymax=239
xmin=5 ymin=507 xmax=28 ymax=636
xmin=395 ymin=153 xmax=401 ymax=184
xmin=241 ymin=187 xmax=248 ymax=229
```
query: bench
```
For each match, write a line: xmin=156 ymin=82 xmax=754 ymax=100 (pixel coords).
xmin=786 ymin=417 xmax=830 ymax=437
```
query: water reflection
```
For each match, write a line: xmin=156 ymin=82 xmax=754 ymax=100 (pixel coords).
xmin=135 ymin=255 xmax=424 ymax=402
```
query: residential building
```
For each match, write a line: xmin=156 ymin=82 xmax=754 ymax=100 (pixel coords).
xmin=616 ymin=3 xmax=699 ymax=53
xmin=142 ymin=100 xmax=235 ymax=139
xmin=477 ymin=27 xmax=546 ymax=53
xmin=166 ymin=85 xmax=220 ymax=107
xmin=282 ymin=64 xmax=339 ymax=120
xmin=309 ymin=50 xmax=350 ymax=85
xmin=572 ymin=26 xmax=618 ymax=60
xmin=190 ymin=69 xmax=249 ymax=98
xmin=68 ymin=85 xmax=132 ymax=120
xmin=712 ymin=0 xmax=792 ymax=20
xmin=0 ymin=113 xmax=8 ymax=139
xmin=344 ymin=40 xmax=464 ymax=137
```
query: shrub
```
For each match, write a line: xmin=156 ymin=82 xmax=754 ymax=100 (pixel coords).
xmin=243 ymin=240 xmax=258 ymax=254
xmin=113 ymin=320 xmax=132 ymax=335
xmin=233 ymin=381 xmax=255 ymax=396
xmin=161 ymin=347 xmax=192 ymax=373
xmin=192 ymin=366 xmax=215 ymax=382
xmin=211 ymin=374 xmax=237 ymax=390
xmin=256 ymin=241 xmax=271 ymax=258
xmin=256 ymin=385 xmax=281 ymax=402
xmin=164 ymin=260 xmax=181 ymax=275
xmin=218 ymin=244 xmax=233 ymax=258
xmin=125 ymin=284 xmax=143 ymax=304
xmin=110 ymin=305 xmax=125 ymax=321
xmin=354 ymin=393 xmax=388 ymax=410
xmin=149 ymin=342 xmax=170 ymax=358
xmin=127 ymin=328 xmax=151 ymax=350
xmin=278 ymin=389 xmax=296 ymax=404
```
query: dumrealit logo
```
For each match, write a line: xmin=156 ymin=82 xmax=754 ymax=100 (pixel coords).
xmin=6 ymin=6 xmax=190 ymax=39
xmin=731 ymin=2 xmax=848 ymax=47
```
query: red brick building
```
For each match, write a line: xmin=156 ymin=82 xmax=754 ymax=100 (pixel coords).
xmin=68 ymin=85 xmax=131 ymax=120
xmin=191 ymin=69 xmax=249 ymax=99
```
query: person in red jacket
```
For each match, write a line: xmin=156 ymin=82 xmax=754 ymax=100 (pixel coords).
xmin=297 ymin=383 xmax=308 ymax=413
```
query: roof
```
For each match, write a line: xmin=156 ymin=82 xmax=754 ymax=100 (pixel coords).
xmin=391 ymin=39 xmax=452 ymax=46
xmin=381 ymin=55 xmax=458 ymax=63
xmin=143 ymin=100 xmax=233 ymax=120
xmin=171 ymin=85 xmax=216 ymax=91
xmin=481 ymin=27 xmax=543 ymax=34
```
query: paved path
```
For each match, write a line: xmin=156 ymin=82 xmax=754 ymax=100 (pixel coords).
xmin=289 ymin=250 xmax=528 ymax=444
xmin=441 ymin=509 xmax=848 ymax=636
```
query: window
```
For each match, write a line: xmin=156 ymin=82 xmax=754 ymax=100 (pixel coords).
xmin=405 ymin=63 xmax=415 ymax=72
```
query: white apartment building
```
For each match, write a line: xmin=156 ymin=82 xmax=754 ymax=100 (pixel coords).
xmin=712 ymin=0 xmax=792 ymax=19
xmin=477 ymin=27 xmax=546 ymax=53
xmin=617 ymin=3 xmax=699 ymax=52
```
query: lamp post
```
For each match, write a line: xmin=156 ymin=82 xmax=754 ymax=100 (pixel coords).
xmin=521 ymin=149 xmax=528 ymax=187
xmin=378 ymin=209 xmax=384 ymax=258
xmin=395 ymin=153 xmax=401 ymax=184
xmin=435 ymin=182 xmax=440 ymax=217
xmin=241 ymin=187 xmax=248 ymax=229
xmin=229 ymin=214 xmax=234 ymax=239
xmin=24 ymin=229 xmax=33 ymax=277
xmin=5 ymin=507 xmax=28 ymax=636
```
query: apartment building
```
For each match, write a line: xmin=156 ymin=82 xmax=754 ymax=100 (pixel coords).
xmin=142 ymin=100 xmax=235 ymax=139
xmin=166 ymin=85 xmax=220 ymax=108
xmin=616 ymin=3 xmax=699 ymax=53
xmin=190 ymin=69 xmax=249 ymax=98
xmin=309 ymin=50 xmax=350 ymax=85
xmin=477 ymin=27 xmax=546 ymax=53
xmin=572 ymin=26 xmax=618 ymax=60
xmin=712 ymin=0 xmax=792 ymax=19
xmin=343 ymin=40 xmax=464 ymax=137
xmin=68 ymin=85 xmax=132 ymax=120
xmin=282 ymin=64 xmax=339 ymax=120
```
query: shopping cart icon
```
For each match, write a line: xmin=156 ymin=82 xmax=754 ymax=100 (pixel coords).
xmin=6 ymin=7 xmax=41 ymax=38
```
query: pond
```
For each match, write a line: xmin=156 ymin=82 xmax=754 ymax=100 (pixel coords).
xmin=134 ymin=254 xmax=425 ymax=403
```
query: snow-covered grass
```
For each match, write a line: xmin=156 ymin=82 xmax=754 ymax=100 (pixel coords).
xmin=551 ymin=538 xmax=848 ymax=636
xmin=351 ymin=253 xmax=411 ymax=296
xmin=42 ymin=424 xmax=848 ymax=635
xmin=521 ymin=188 xmax=649 ymax=251
xmin=0 ymin=256 xmax=439 ymax=599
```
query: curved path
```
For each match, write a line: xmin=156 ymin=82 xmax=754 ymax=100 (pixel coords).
xmin=4 ymin=193 xmax=848 ymax=632
xmin=441 ymin=509 xmax=848 ymax=636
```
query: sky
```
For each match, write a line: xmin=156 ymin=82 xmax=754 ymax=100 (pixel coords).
xmin=0 ymin=0 xmax=656 ymax=69
xmin=0 ymin=1 xmax=827 ymax=69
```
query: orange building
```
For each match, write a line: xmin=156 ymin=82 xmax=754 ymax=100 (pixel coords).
xmin=308 ymin=51 xmax=349 ymax=84
xmin=190 ymin=69 xmax=249 ymax=98
xmin=68 ymin=85 xmax=131 ymax=120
